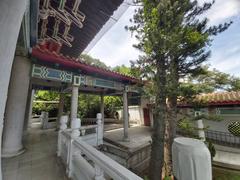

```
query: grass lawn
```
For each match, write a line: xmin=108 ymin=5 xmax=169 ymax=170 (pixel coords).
xmin=213 ymin=167 xmax=240 ymax=180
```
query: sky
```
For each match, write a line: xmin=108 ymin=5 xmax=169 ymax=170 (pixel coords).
xmin=87 ymin=0 xmax=240 ymax=76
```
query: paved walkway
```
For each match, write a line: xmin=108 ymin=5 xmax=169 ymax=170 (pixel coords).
xmin=2 ymin=127 xmax=68 ymax=180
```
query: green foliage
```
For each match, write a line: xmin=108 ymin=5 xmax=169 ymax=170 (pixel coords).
xmin=163 ymin=176 xmax=172 ymax=180
xmin=207 ymin=141 xmax=216 ymax=159
xmin=104 ymin=96 xmax=122 ymax=118
xmin=178 ymin=118 xmax=194 ymax=132
xmin=32 ymin=90 xmax=59 ymax=115
xmin=33 ymin=91 xmax=122 ymax=119
xmin=180 ymin=66 xmax=240 ymax=95
xmin=144 ymin=176 xmax=149 ymax=180
xmin=213 ymin=167 xmax=240 ymax=180
xmin=113 ymin=65 xmax=132 ymax=76
xmin=80 ymin=54 xmax=109 ymax=69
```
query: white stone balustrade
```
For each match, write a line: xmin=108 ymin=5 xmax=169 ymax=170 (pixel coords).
xmin=196 ymin=119 xmax=206 ymax=141
xmin=57 ymin=113 xmax=142 ymax=180
xmin=96 ymin=113 xmax=103 ymax=146
xmin=57 ymin=115 xmax=68 ymax=157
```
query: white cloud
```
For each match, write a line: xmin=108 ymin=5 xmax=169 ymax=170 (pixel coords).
xmin=87 ymin=6 xmax=140 ymax=67
xmin=200 ymin=0 xmax=240 ymax=24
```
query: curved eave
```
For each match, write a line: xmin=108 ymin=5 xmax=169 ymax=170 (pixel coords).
xmin=31 ymin=47 xmax=140 ymax=84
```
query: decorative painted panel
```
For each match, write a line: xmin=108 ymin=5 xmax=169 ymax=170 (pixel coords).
xmin=32 ymin=64 xmax=72 ymax=83
xmin=32 ymin=64 xmax=132 ymax=91
xmin=73 ymin=75 xmax=85 ymax=86
xmin=95 ymin=79 xmax=115 ymax=88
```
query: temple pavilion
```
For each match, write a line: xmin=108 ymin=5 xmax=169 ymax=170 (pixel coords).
xmin=0 ymin=0 xmax=144 ymax=179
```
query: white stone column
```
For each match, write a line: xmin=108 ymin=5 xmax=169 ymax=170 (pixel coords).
xmin=100 ymin=94 xmax=105 ymax=125
xmin=70 ymin=86 xmax=79 ymax=125
xmin=0 ymin=0 xmax=27 ymax=177
xmin=96 ymin=113 xmax=103 ymax=146
xmin=123 ymin=87 xmax=129 ymax=141
xmin=2 ymin=56 xmax=31 ymax=157
xmin=57 ymin=93 xmax=65 ymax=128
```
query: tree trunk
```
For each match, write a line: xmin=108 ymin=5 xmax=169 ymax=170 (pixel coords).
xmin=149 ymin=59 xmax=167 ymax=180
xmin=164 ymin=58 xmax=179 ymax=176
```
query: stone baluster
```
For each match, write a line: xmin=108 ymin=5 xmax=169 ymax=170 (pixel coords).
xmin=68 ymin=118 xmax=81 ymax=177
xmin=96 ymin=113 xmax=103 ymax=146
xmin=196 ymin=119 xmax=206 ymax=141
xmin=60 ymin=115 xmax=68 ymax=130
xmin=94 ymin=164 xmax=105 ymax=180
xmin=194 ymin=111 xmax=206 ymax=141
xmin=57 ymin=115 xmax=68 ymax=157
xmin=42 ymin=111 xmax=49 ymax=129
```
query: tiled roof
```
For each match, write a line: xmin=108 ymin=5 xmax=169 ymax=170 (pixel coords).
xmin=179 ymin=91 xmax=240 ymax=107
xmin=31 ymin=46 xmax=140 ymax=84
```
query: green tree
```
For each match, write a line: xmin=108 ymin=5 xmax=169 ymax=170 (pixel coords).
xmin=113 ymin=65 xmax=132 ymax=76
xmin=180 ymin=66 xmax=240 ymax=94
xmin=80 ymin=54 xmax=109 ymax=69
xmin=127 ymin=0 xmax=231 ymax=179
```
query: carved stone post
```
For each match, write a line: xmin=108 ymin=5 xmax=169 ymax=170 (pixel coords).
xmin=195 ymin=111 xmax=206 ymax=141
xmin=94 ymin=164 xmax=105 ymax=180
xmin=68 ymin=118 xmax=81 ymax=177
xmin=42 ymin=111 xmax=49 ymax=129
xmin=96 ymin=113 xmax=103 ymax=146
xmin=57 ymin=115 xmax=68 ymax=157
xmin=196 ymin=120 xmax=206 ymax=141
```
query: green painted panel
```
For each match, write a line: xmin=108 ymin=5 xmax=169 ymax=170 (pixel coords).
xmin=94 ymin=79 xmax=114 ymax=88
xmin=219 ymin=108 xmax=240 ymax=115
xmin=32 ymin=64 xmax=72 ymax=83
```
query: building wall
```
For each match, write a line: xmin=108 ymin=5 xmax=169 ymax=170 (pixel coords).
xmin=118 ymin=106 xmax=144 ymax=125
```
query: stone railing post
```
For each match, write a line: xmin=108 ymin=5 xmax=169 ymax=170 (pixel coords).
xmin=68 ymin=118 xmax=81 ymax=178
xmin=96 ymin=113 xmax=103 ymax=146
xmin=194 ymin=111 xmax=206 ymax=141
xmin=94 ymin=164 xmax=105 ymax=180
xmin=57 ymin=115 xmax=68 ymax=157
xmin=196 ymin=119 xmax=206 ymax=141
xmin=41 ymin=111 xmax=49 ymax=129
